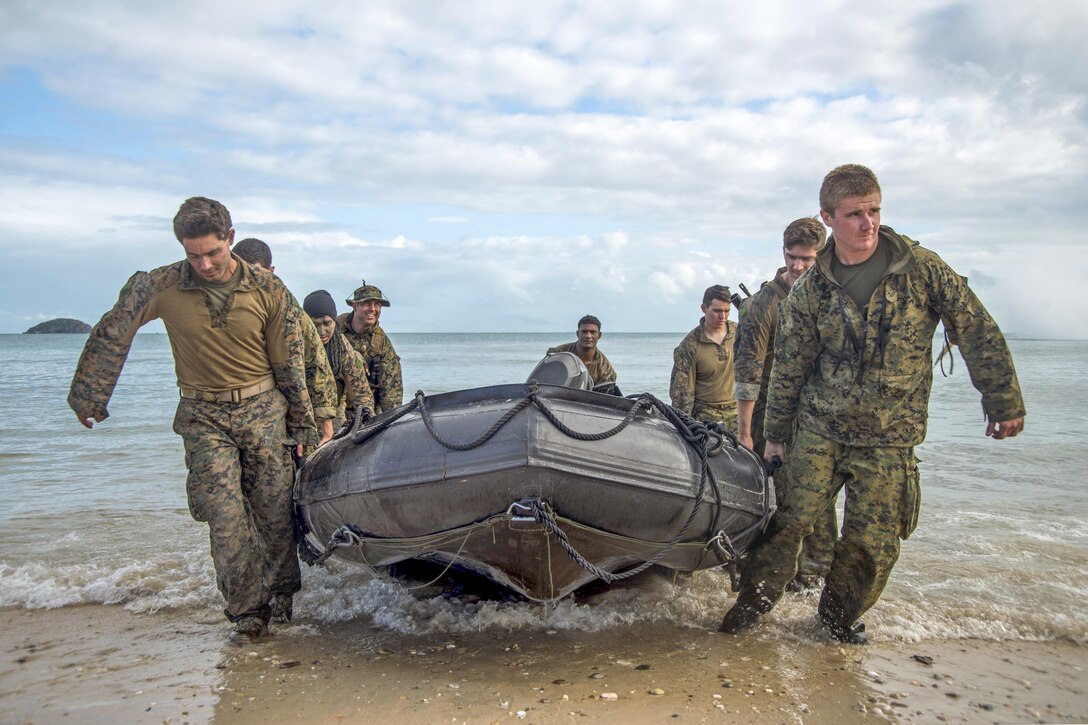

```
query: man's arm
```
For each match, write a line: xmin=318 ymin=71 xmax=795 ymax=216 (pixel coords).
xmin=341 ymin=339 xmax=377 ymax=423
xmin=296 ymin=310 xmax=338 ymax=441
xmin=598 ymin=352 xmax=618 ymax=383
xmin=669 ymin=342 xmax=696 ymax=414
xmin=266 ymin=286 xmax=319 ymax=448
xmin=374 ymin=338 xmax=403 ymax=413
xmin=733 ymin=291 xmax=776 ymax=447
xmin=763 ymin=281 xmax=821 ymax=447
xmin=69 ymin=271 xmax=159 ymax=427
xmin=927 ymin=253 xmax=1026 ymax=436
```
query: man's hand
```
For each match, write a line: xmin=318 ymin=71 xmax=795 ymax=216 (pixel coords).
xmin=738 ymin=431 xmax=754 ymax=450
xmin=764 ymin=439 xmax=786 ymax=464
xmin=317 ymin=419 xmax=335 ymax=448
xmin=75 ymin=411 xmax=106 ymax=429
xmin=987 ymin=417 xmax=1024 ymax=440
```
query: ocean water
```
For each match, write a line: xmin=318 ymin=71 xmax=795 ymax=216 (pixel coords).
xmin=1 ymin=333 xmax=1085 ymax=644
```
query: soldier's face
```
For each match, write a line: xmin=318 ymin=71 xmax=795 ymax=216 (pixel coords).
xmin=311 ymin=315 xmax=336 ymax=344
xmin=576 ymin=324 xmax=601 ymax=350
xmin=783 ymin=245 xmax=818 ymax=286
xmin=182 ymin=231 xmax=235 ymax=283
xmin=701 ymin=299 xmax=730 ymax=329
xmin=821 ymin=194 xmax=881 ymax=264
xmin=353 ymin=299 xmax=382 ymax=326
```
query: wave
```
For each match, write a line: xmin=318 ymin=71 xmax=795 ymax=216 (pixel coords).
xmin=3 ymin=557 xmax=1085 ymax=645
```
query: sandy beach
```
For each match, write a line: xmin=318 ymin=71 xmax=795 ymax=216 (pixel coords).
xmin=2 ymin=603 xmax=1084 ymax=724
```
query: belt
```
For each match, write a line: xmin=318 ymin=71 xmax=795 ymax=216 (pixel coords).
xmin=695 ymin=401 xmax=737 ymax=410
xmin=179 ymin=376 xmax=276 ymax=403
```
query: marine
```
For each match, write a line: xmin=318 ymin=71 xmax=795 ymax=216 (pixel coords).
xmin=337 ymin=283 xmax=403 ymax=414
xmin=721 ymin=164 xmax=1025 ymax=643
xmin=546 ymin=314 xmax=619 ymax=392
xmin=670 ymin=285 xmax=738 ymax=430
xmin=68 ymin=197 xmax=317 ymax=643
xmin=734 ymin=217 xmax=835 ymax=587
xmin=304 ymin=289 xmax=376 ymax=430
xmin=233 ymin=237 xmax=340 ymax=449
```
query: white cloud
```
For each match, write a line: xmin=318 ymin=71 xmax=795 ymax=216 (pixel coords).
xmin=0 ymin=0 xmax=1084 ymax=335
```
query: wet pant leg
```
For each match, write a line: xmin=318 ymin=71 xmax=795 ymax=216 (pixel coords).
xmin=733 ymin=427 xmax=842 ymax=614
xmin=818 ymin=445 xmax=919 ymax=631
xmin=798 ymin=501 xmax=839 ymax=577
xmin=237 ymin=390 xmax=301 ymax=599
xmin=175 ymin=399 xmax=268 ymax=621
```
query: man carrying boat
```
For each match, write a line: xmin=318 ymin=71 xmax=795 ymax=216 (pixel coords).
xmin=304 ymin=289 xmax=376 ymax=430
xmin=669 ymin=285 xmax=738 ymax=430
xmin=546 ymin=314 xmax=618 ymax=391
xmin=337 ymin=283 xmax=403 ymax=414
xmin=721 ymin=164 xmax=1025 ymax=643
xmin=68 ymin=197 xmax=317 ymax=643
xmin=734 ymin=217 xmax=835 ymax=589
xmin=233 ymin=237 xmax=340 ymax=452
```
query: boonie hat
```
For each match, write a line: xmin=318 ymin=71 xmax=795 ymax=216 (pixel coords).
xmin=346 ymin=282 xmax=391 ymax=307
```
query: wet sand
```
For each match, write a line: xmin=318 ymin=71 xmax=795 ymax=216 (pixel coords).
xmin=1 ymin=604 xmax=1085 ymax=724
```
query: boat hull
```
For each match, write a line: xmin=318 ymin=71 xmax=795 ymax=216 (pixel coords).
xmin=295 ymin=383 xmax=774 ymax=601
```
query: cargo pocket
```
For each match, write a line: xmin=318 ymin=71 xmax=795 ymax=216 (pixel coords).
xmin=181 ymin=448 xmax=214 ymax=523
xmin=898 ymin=452 xmax=921 ymax=540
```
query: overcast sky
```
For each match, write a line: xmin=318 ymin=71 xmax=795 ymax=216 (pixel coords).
xmin=1 ymin=0 xmax=1085 ymax=336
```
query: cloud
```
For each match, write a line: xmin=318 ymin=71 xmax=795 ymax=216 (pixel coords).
xmin=0 ymin=0 xmax=1085 ymax=335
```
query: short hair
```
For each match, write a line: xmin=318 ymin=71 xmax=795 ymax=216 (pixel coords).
xmin=234 ymin=238 xmax=272 ymax=268
xmin=577 ymin=314 xmax=602 ymax=330
xmin=783 ymin=217 xmax=827 ymax=250
xmin=819 ymin=164 xmax=881 ymax=215
xmin=173 ymin=197 xmax=232 ymax=242
xmin=702 ymin=285 xmax=731 ymax=307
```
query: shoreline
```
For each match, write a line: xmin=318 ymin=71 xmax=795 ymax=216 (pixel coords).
xmin=2 ymin=604 xmax=1085 ymax=724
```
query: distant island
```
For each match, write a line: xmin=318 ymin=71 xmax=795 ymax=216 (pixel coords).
xmin=24 ymin=318 xmax=91 ymax=334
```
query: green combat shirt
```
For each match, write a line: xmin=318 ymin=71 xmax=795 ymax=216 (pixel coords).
xmin=669 ymin=319 xmax=738 ymax=415
xmin=733 ymin=269 xmax=790 ymax=405
xmin=336 ymin=313 xmax=403 ymax=414
xmin=765 ymin=226 xmax=1026 ymax=448
xmin=545 ymin=342 xmax=617 ymax=385
xmin=68 ymin=256 xmax=318 ymax=446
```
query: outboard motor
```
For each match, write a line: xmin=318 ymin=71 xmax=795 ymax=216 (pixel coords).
xmin=526 ymin=352 xmax=593 ymax=390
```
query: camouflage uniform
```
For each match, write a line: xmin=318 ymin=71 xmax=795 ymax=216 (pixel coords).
xmin=324 ymin=330 xmax=376 ymax=428
xmin=68 ymin=257 xmax=317 ymax=623
xmin=289 ymin=295 xmax=339 ymax=426
xmin=732 ymin=227 xmax=1025 ymax=634
xmin=734 ymin=270 xmax=837 ymax=578
xmin=670 ymin=319 xmax=738 ymax=430
xmin=546 ymin=342 xmax=617 ymax=386
xmin=336 ymin=312 xmax=403 ymax=414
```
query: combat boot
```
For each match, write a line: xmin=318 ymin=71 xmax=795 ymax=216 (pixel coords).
xmin=269 ymin=593 xmax=293 ymax=623
xmin=229 ymin=615 xmax=269 ymax=644
xmin=824 ymin=619 xmax=868 ymax=645
xmin=719 ymin=603 xmax=761 ymax=634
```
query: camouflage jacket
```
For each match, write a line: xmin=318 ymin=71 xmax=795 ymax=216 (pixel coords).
xmin=68 ymin=257 xmax=318 ymax=446
xmin=669 ymin=319 xmax=738 ymax=414
xmin=546 ymin=342 xmax=617 ymax=384
xmin=765 ymin=226 xmax=1025 ymax=448
xmin=326 ymin=330 xmax=376 ymax=420
xmin=287 ymin=293 xmax=339 ymax=423
xmin=733 ymin=270 xmax=790 ymax=403
xmin=336 ymin=313 xmax=403 ymax=413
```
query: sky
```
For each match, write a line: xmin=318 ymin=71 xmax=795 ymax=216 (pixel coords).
xmin=1 ymin=0 xmax=1085 ymax=336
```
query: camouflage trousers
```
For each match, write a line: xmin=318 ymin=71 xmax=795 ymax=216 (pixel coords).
xmin=173 ymin=389 xmax=301 ymax=622
xmin=692 ymin=402 xmax=738 ymax=432
xmin=768 ymin=447 xmax=838 ymax=578
xmin=733 ymin=427 xmax=920 ymax=631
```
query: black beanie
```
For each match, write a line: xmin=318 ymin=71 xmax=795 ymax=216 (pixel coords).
xmin=303 ymin=290 xmax=337 ymax=319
